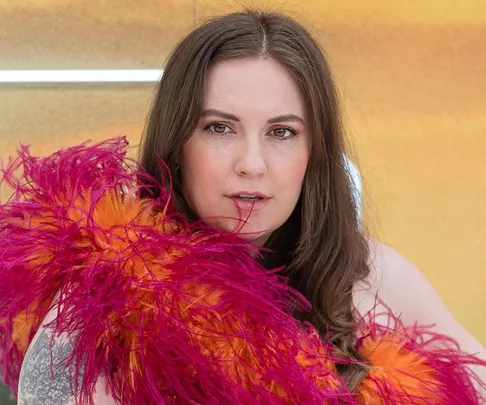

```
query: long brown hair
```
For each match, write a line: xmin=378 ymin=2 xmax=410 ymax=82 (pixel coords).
xmin=139 ymin=9 xmax=371 ymax=390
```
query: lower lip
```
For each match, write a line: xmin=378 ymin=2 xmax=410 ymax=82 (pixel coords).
xmin=227 ymin=197 xmax=272 ymax=212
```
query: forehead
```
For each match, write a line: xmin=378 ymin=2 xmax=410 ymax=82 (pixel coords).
xmin=203 ymin=58 xmax=306 ymax=118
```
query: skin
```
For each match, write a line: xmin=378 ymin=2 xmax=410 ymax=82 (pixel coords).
xmin=180 ymin=58 xmax=309 ymax=245
xmin=356 ymin=238 xmax=486 ymax=392
xmin=16 ymin=57 xmax=485 ymax=402
xmin=18 ymin=327 xmax=81 ymax=405
xmin=181 ymin=56 xmax=486 ymax=390
xmin=17 ymin=296 xmax=116 ymax=405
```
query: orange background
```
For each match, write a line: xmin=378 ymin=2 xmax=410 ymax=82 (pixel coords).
xmin=0 ymin=1 xmax=485 ymax=344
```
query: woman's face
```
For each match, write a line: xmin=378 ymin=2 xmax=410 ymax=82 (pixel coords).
xmin=180 ymin=57 xmax=309 ymax=245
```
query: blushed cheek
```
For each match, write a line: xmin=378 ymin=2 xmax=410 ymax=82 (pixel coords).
xmin=296 ymin=154 xmax=309 ymax=178
xmin=181 ymin=146 xmax=225 ymax=216
xmin=282 ymin=152 xmax=309 ymax=193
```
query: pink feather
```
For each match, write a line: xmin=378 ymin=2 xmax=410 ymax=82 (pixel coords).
xmin=0 ymin=138 xmax=349 ymax=404
xmin=1 ymin=137 xmax=485 ymax=404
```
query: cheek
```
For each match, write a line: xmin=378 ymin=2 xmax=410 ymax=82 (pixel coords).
xmin=181 ymin=141 xmax=226 ymax=209
xmin=294 ymin=154 xmax=309 ymax=181
xmin=275 ymin=148 xmax=309 ymax=193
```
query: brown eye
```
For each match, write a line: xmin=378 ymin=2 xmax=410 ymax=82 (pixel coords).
xmin=210 ymin=123 xmax=229 ymax=134
xmin=270 ymin=127 xmax=296 ymax=139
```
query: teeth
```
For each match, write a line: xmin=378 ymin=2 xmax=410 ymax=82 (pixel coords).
xmin=236 ymin=194 xmax=263 ymax=200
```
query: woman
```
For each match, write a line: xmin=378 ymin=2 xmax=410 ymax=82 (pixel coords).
xmin=138 ymin=7 xmax=486 ymax=388
xmin=1 ymin=9 xmax=485 ymax=405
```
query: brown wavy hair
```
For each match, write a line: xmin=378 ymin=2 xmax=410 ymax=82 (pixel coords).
xmin=138 ymin=9 xmax=371 ymax=390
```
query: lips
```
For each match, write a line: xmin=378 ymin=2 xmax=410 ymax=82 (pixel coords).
xmin=233 ymin=194 xmax=264 ymax=201
xmin=230 ymin=191 xmax=270 ymax=199
xmin=226 ymin=192 xmax=272 ymax=212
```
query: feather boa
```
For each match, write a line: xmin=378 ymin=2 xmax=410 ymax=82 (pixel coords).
xmin=0 ymin=137 xmax=485 ymax=404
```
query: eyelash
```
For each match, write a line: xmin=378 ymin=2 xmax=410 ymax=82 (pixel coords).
xmin=203 ymin=122 xmax=299 ymax=140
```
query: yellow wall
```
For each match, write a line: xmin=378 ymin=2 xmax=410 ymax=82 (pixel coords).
xmin=1 ymin=1 xmax=485 ymax=344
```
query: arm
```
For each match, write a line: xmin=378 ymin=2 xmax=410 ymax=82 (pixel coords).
xmin=354 ymin=237 xmax=486 ymax=387
xmin=17 ymin=304 xmax=117 ymax=405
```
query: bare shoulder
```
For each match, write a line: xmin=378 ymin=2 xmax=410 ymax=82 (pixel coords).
xmin=17 ymin=299 xmax=117 ymax=405
xmin=354 ymin=236 xmax=441 ymax=324
xmin=353 ymin=236 xmax=486 ymax=361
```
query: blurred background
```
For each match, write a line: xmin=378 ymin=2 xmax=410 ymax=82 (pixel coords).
xmin=1 ymin=0 xmax=485 ymax=402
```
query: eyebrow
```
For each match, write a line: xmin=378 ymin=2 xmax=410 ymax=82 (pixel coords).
xmin=200 ymin=109 xmax=305 ymax=125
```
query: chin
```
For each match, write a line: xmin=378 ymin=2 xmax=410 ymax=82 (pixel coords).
xmin=203 ymin=218 xmax=272 ymax=245
xmin=236 ymin=227 xmax=272 ymax=246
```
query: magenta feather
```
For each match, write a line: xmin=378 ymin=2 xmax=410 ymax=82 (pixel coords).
xmin=356 ymin=302 xmax=486 ymax=404
xmin=1 ymin=137 xmax=485 ymax=404
xmin=0 ymin=138 xmax=349 ymax=404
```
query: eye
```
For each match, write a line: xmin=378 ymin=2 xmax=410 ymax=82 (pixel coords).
xmin=269 ymin=126 xmax=297 ymax=139
xmin=205 ymin=122 xmax=232 ymax=135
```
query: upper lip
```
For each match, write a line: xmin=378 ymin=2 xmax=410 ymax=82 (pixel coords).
xmin=228 ymin=191 xmax=271 ymax=199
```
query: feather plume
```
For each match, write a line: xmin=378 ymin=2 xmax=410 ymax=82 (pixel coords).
xmin=0 ymin=138 xmax=347 ymax=404
xmin=356 ymin=303 xmax=486 ymax=404
xmin=1 ymin=137 xmax=484 ymax=404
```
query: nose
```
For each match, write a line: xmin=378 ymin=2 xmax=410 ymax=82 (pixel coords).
xmin=234 ymin=137 xmax=267 ymax=178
